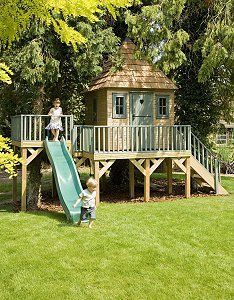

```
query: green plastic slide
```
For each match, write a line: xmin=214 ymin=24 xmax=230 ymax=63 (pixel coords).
xmin=44 ymin=137 xmax=82 ymax=224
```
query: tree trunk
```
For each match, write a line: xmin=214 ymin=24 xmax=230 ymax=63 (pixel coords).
xmin=27 ymin=84 xmax=45 ymax=210
xmin=27 ymin=156 xmax=43 ymax=209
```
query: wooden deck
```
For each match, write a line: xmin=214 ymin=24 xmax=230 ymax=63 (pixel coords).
xmin=11 ymin=115 xmax=226 ymax=211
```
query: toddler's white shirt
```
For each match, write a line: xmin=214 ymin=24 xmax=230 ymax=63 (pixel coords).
xmin=79 ymin=188 xmax=96 ymax=208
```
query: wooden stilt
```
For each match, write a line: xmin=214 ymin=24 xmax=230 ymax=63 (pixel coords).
xmin=185 ymin=157 xmax=191 ymax=198
xmin=12 ymin=168 xmax=18 ymax=204
xmin=89 ymin=158 xmax=94 ymax=176
xmin=166 ymin=158 xmax=173 ymax=194
xmin=129 ymin=160 xmax=135 ymax=198
xmin=144 ymin=159 xmax=150 ymax=202
xmin=94 ymin=161 xmax=100 ymax=205
xmin=21 ymin=148 xmax=27 ymax=211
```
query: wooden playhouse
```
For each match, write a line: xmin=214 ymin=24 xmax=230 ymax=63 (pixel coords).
xmin=11 ymin=40 xmax=228 ymax=211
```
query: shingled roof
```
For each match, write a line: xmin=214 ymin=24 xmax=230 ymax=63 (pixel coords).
xmin=88 ymin=40 xmax=177 ymax=91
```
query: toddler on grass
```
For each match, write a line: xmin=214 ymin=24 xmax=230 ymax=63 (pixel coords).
xmin=73 ymin=178 xmax=97 ymax=228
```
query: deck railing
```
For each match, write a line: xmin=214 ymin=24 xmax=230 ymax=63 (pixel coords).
xmin=73 ymin=125 xmax=191 ymax=153
xmin=191 ymin=132 xmax=221 ymax=192
xmin=191 ymin=132 xmax=219 ymax=175
xmin=11 ymin=115 xmax=74 ymax=142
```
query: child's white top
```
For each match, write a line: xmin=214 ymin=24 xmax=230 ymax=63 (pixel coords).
xmin=49 ymin=107 xmax=62 ymax=117
xmin=79 ymin=188 xmax=96 ymax=208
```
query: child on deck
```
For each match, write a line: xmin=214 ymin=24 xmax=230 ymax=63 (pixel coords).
xmin=73 ymin=178 xmax=97 ymax=228
xmin=45 ymin=98 xmax=63 ymax=141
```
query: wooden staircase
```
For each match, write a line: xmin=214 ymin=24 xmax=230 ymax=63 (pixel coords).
xmin=190 ymin=133 xmax=228 ymax=195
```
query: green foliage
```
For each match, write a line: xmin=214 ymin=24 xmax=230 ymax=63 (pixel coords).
xmin=0 ymin=0 xmax=133 ymax=48
xmin=126 ymin=0 xmax=189 ymax=73
xmin=0 ymin=63 xmax=13 ymax=84
xmin=173 ymin=0 xmax=230 ymax=140
xmin=196 ymin=0 xmax=233 ymax=82
xmin=0 ymin=135 xmax=22 ymax=177
xmin=0 ymin=19 xmax=122 ymax=135
xmin=0 ymin=0 xmax=133 ymax=85
xmin=215 ymin=145 xmax=234 ymax=163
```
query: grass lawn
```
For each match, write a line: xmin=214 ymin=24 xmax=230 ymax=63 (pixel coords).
xmin=0 ymin=173 xmax=233 ymax=299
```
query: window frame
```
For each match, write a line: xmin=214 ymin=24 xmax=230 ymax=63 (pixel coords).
xmin=112 ymin=93 xmax=127 ymax=119
xmin=156 ymin=95 xmax=170 ymax=119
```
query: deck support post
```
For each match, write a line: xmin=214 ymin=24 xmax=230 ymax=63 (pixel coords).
xmin=129 ymin=160 xmax=135 ymax=198
xmin=185 ymin=157 xmax=191 ymax=198
xmin=21 ymin=148 xmax=27 ymax=211
xmin=12 ymin=168 xmax=18 ymax=206
xmin=144 ymin=159 xmax=150 ymax=202
xmin=94 ymin=161 xmax=100 ymax=206
xmin=166 ymin=158 xmax=173 ymax=194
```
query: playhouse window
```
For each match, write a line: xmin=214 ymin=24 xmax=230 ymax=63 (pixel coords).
xmin=157 ymin=96 xmax=169 ymax=118
xmin=113 ymin=94 xmax=127 ymax=118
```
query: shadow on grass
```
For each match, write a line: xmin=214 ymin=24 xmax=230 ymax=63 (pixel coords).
xmin=0 ymin=203 xmax=13 ymax=213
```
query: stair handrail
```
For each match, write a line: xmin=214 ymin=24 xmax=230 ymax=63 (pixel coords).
xmin=191 ymin=132 xmax=219 ymax=174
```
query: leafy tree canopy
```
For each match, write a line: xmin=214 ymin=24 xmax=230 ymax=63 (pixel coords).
xmin=0 ymin=135 xmax=22 ymax=177
xmin=0 ymin=0 xmax=134 ymax=83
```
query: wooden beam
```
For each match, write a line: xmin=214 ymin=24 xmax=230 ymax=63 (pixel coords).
xmin=26 ymin=148 xmax=43 ymax=165
xmin=173 ymin=158 xmax=186 ymax=174
xmin=144 ymin=159 xmax=150 ymax=202
xmin=76 ymin=157 xmax=87 ymax=168
xmin=185 ymin=157 xmax=191 ymax=198
xmin=12 ymin=169 xmax=18 ymax=206
xmin=166 ymin=158 xmax=173 ymax=194
xmin=138 ymin=158 xmax=145 ymax=166
xmin=99 ymin=160 xmax=115 ymax=178
xmin=130 ymin=159 xmax=146 ymax=176
xmin=89 ymin=158 xmax=94 ymax=176
xmin=21 ymin=148 xmax=27 ymax=211
xmin=129 ymin=160 xmax=135 ymax=198
xmin=94 ymin=161 xmax=100 ymax=206
xmin=27 ymin=148 xmax=35 ymax=155
xmin=149 ymin=158 xmax=164 ymax=175
xmin=78 ymin=150 xmax=191 ymax=161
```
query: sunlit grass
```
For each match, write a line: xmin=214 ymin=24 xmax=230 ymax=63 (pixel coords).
xmin=0 ymin=172 xmax=233 ymax=299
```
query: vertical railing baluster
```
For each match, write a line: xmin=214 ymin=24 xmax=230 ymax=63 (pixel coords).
xmin=149 ymin=126 xmax=151 ymax=151
xmin=33 ymin=116 xmax=37 ymax=141
xmin=202 ymin=145 xmax=205 ymax=165
xmin=20 ymin=115 xmax=23 ymax=141
xmin=144 ymin=126 xmax=146 ymax=151
xmin=158 ymin=126 xmax=160 ymax=151
xmin=112 ymin=127 xmax=114 ymax=152
xmin=39 ymin=116 xmax=42 ymax=141
xmin=171 ymin=126 xmax=174 ymax=151
xmin=98 ymin=127 xmax=100 ymax=152
xmin=136 ymin=127 xmax=138 ymax=152
xmin=210 ymin=156 xmax=213 ymax=173
xmin=23 ymin=116 xmax=27 ymax=141
xmin=93 ymin=127 xmax=96 ymax=152
xmin=126 ymin=126 xmax=128 ymax=152
xmin=103 ymin=127 xmax=106 ymax=152
xmin=107 ymin=127 xmax=110 ymax=152
xmin=28 ymin=116 xmax=32 ymax=141
xmin=188 ymin=126 xmax=191 ymax=151
xmin=65 ymin=116 xmax=68 ymax=140
xmin=167 ymin=126 xmax=169 ymax=150
xmin=184 ymin=126 xmax=187 ymax=151
xmin=121 ymin=126 xmax=124 ymax=152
